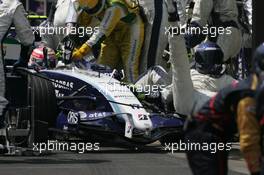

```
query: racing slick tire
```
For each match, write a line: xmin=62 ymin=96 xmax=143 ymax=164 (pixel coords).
xmin=29 ymin=74 xmax=58 ymax=144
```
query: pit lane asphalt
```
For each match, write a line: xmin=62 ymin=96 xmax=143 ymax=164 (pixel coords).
xmin=0 ymin=143 xmax=249 ymax=175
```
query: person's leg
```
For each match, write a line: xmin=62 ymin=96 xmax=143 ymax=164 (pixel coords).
xmin=138 ymin=0 xmax=169 ymax=74
xmin=135 ymin=66 xmax=173 ymax=110
xmin=135 ymin=65 xmax=171 ymax=86
xmin=0 ymin=55 xmax=8 ymax=153
xmin=96 ymin=36 xmax=120 ymax=70
xmin=119 ymin=15 xmax=144 ymax=83
xmin=185 ymin=121 xmax=229 ymax=175
xmin=0 ymin=56 xmax=7 ymax=127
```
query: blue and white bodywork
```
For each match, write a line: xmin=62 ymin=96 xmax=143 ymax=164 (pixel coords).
xmin=41 ymin=68 xmax=184 ymax=144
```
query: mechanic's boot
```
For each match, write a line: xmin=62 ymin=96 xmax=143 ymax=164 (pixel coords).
xmin=0 ymin=128 xmax=8 ymax=154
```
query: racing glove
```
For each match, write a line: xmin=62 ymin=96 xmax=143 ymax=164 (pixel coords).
xmin=72 ymin=43 xmax=91 ymax=60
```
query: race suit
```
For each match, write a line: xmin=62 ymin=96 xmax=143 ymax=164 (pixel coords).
xmin=0 ymin=0 xmax=34 ymax=127
xmin=185 ymin=74 xmax=261 ymax=175
xmin=41 ymin=0 xmax=72 ymax=50
xmin=42 ymin=0 xmax=99 ymax=50
xmin=135 ymin=34 xmax=236 ymax=115
xmin=74 ymin=0 xmax=144 ymax=82
xmin=189 ymin=0 xmax=242 ymax=61
xmin=135 ymin=65 xmax=236 ymax=115
xmin=138 ymin=0 xmax=189 ymax=73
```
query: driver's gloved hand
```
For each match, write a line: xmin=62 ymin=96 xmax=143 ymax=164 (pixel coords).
xmin=63 ymin=38 xmax=74 ymax=64
xmin=13 ymin=45 xmax=32 ymax=68
xmin=72 ymin=43 xmax=91 ymax=60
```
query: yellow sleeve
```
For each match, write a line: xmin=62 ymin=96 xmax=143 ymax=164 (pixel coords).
xmin=77 ymin=11 xmax=92 ymax=27
xmin=86 ymin=6 xmax=125 ymax=48
xmin=237 ymin=97 xmax=261 ymax=173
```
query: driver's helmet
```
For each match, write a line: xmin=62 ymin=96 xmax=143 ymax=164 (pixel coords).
xmin=78 ymin=0 xmax=106 ymax=16
xmin=194 ymin=41 xmax=225 ymax=78
xmin=29 ymin=47 xmax=56 ymax=69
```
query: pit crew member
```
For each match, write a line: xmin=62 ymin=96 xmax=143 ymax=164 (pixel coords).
xmin=137 ymin=0 xmax=189 ymax=73
xmin=135 ymin=41 xmax=236 ymax=115
xmin=136 ymin=0 xmax=236 ymax=115
xmin=71 ymin=0 xmax=144 ymax=82
xmin=185 ymin=0 xmax=242 ymax=62
xmin=184 ymin=43 xmax=264 ymax=175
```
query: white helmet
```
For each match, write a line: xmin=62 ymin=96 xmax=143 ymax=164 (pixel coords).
xmin=29 ymin=47 xmax=56 ymax=69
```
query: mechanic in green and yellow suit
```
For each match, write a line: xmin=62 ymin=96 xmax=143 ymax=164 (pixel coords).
xmin=72 ymin=0 xmax=144 ymax=82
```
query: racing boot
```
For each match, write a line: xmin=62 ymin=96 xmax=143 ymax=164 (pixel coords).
xmin=0 ymin=128 xmax=8 ymax=154
xmin=13 ymin=45 xmax=33 ymax=68
xmin=0 ymin=114 xmax=8 ymax=154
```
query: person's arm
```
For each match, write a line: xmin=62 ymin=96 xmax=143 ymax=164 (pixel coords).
xmin=86 ymin=6 xmax=124 ymax=49
xmin=237 ymin=97 xmax=261 ymax=175
xmin=73 ymin=6 xmax=125 ymax=59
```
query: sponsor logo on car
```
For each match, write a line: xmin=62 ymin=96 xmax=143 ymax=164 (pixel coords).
xmin=67 ymin=111 xmax=79 ymax=124
xmin=88 ymin=112 xmax=108 ymax=120
xmin=52 ymin=79 xmax=74 ymax=90
xmin=55 ymin=90 xmax=65 ymax=97
xmin=138 ymin=114 xmax=149 ymax=121
xmin=78 ymin=111 xmax=88 ymax=120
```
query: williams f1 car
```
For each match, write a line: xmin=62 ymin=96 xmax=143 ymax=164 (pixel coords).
xmin=4 ymin=57 xmax=184 ymax=151
xmin=3 ymin=31 xmax=184 ymax=153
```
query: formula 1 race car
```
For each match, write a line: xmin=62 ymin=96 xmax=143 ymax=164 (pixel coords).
xmin=41 ymin=66 xmax=184 ymax=145
xmin=4 ymin=59 xmax=184 ymax=153
xmin=4 ymin=68 xmax=184 ymax=152
xmin=3 ymin=31 xmax=184 ymax=154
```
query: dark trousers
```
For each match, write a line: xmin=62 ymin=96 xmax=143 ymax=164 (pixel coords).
xmin=184 ymin=121 xmax=229 ymax=175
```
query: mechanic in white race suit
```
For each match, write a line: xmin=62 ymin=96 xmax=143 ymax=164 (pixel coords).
xmin=135 ymin=43 xmax=236 ymax=116
xmin=185 ymin=0 xmax=242 ymax=62
xmin=40 ymin=0 xmax=71 ymax=50
xmin=138 ymin=0 xmax=189 ymax=73
xmin=0 ymin=0 xmax=34 ymax=150
xmin=139 ymin=0 xmax=189 ymax=73
xmin=135 ymin=0 xmax=236 ymax=115
xmin=41 ymin=0 xmax=77 ymax=50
